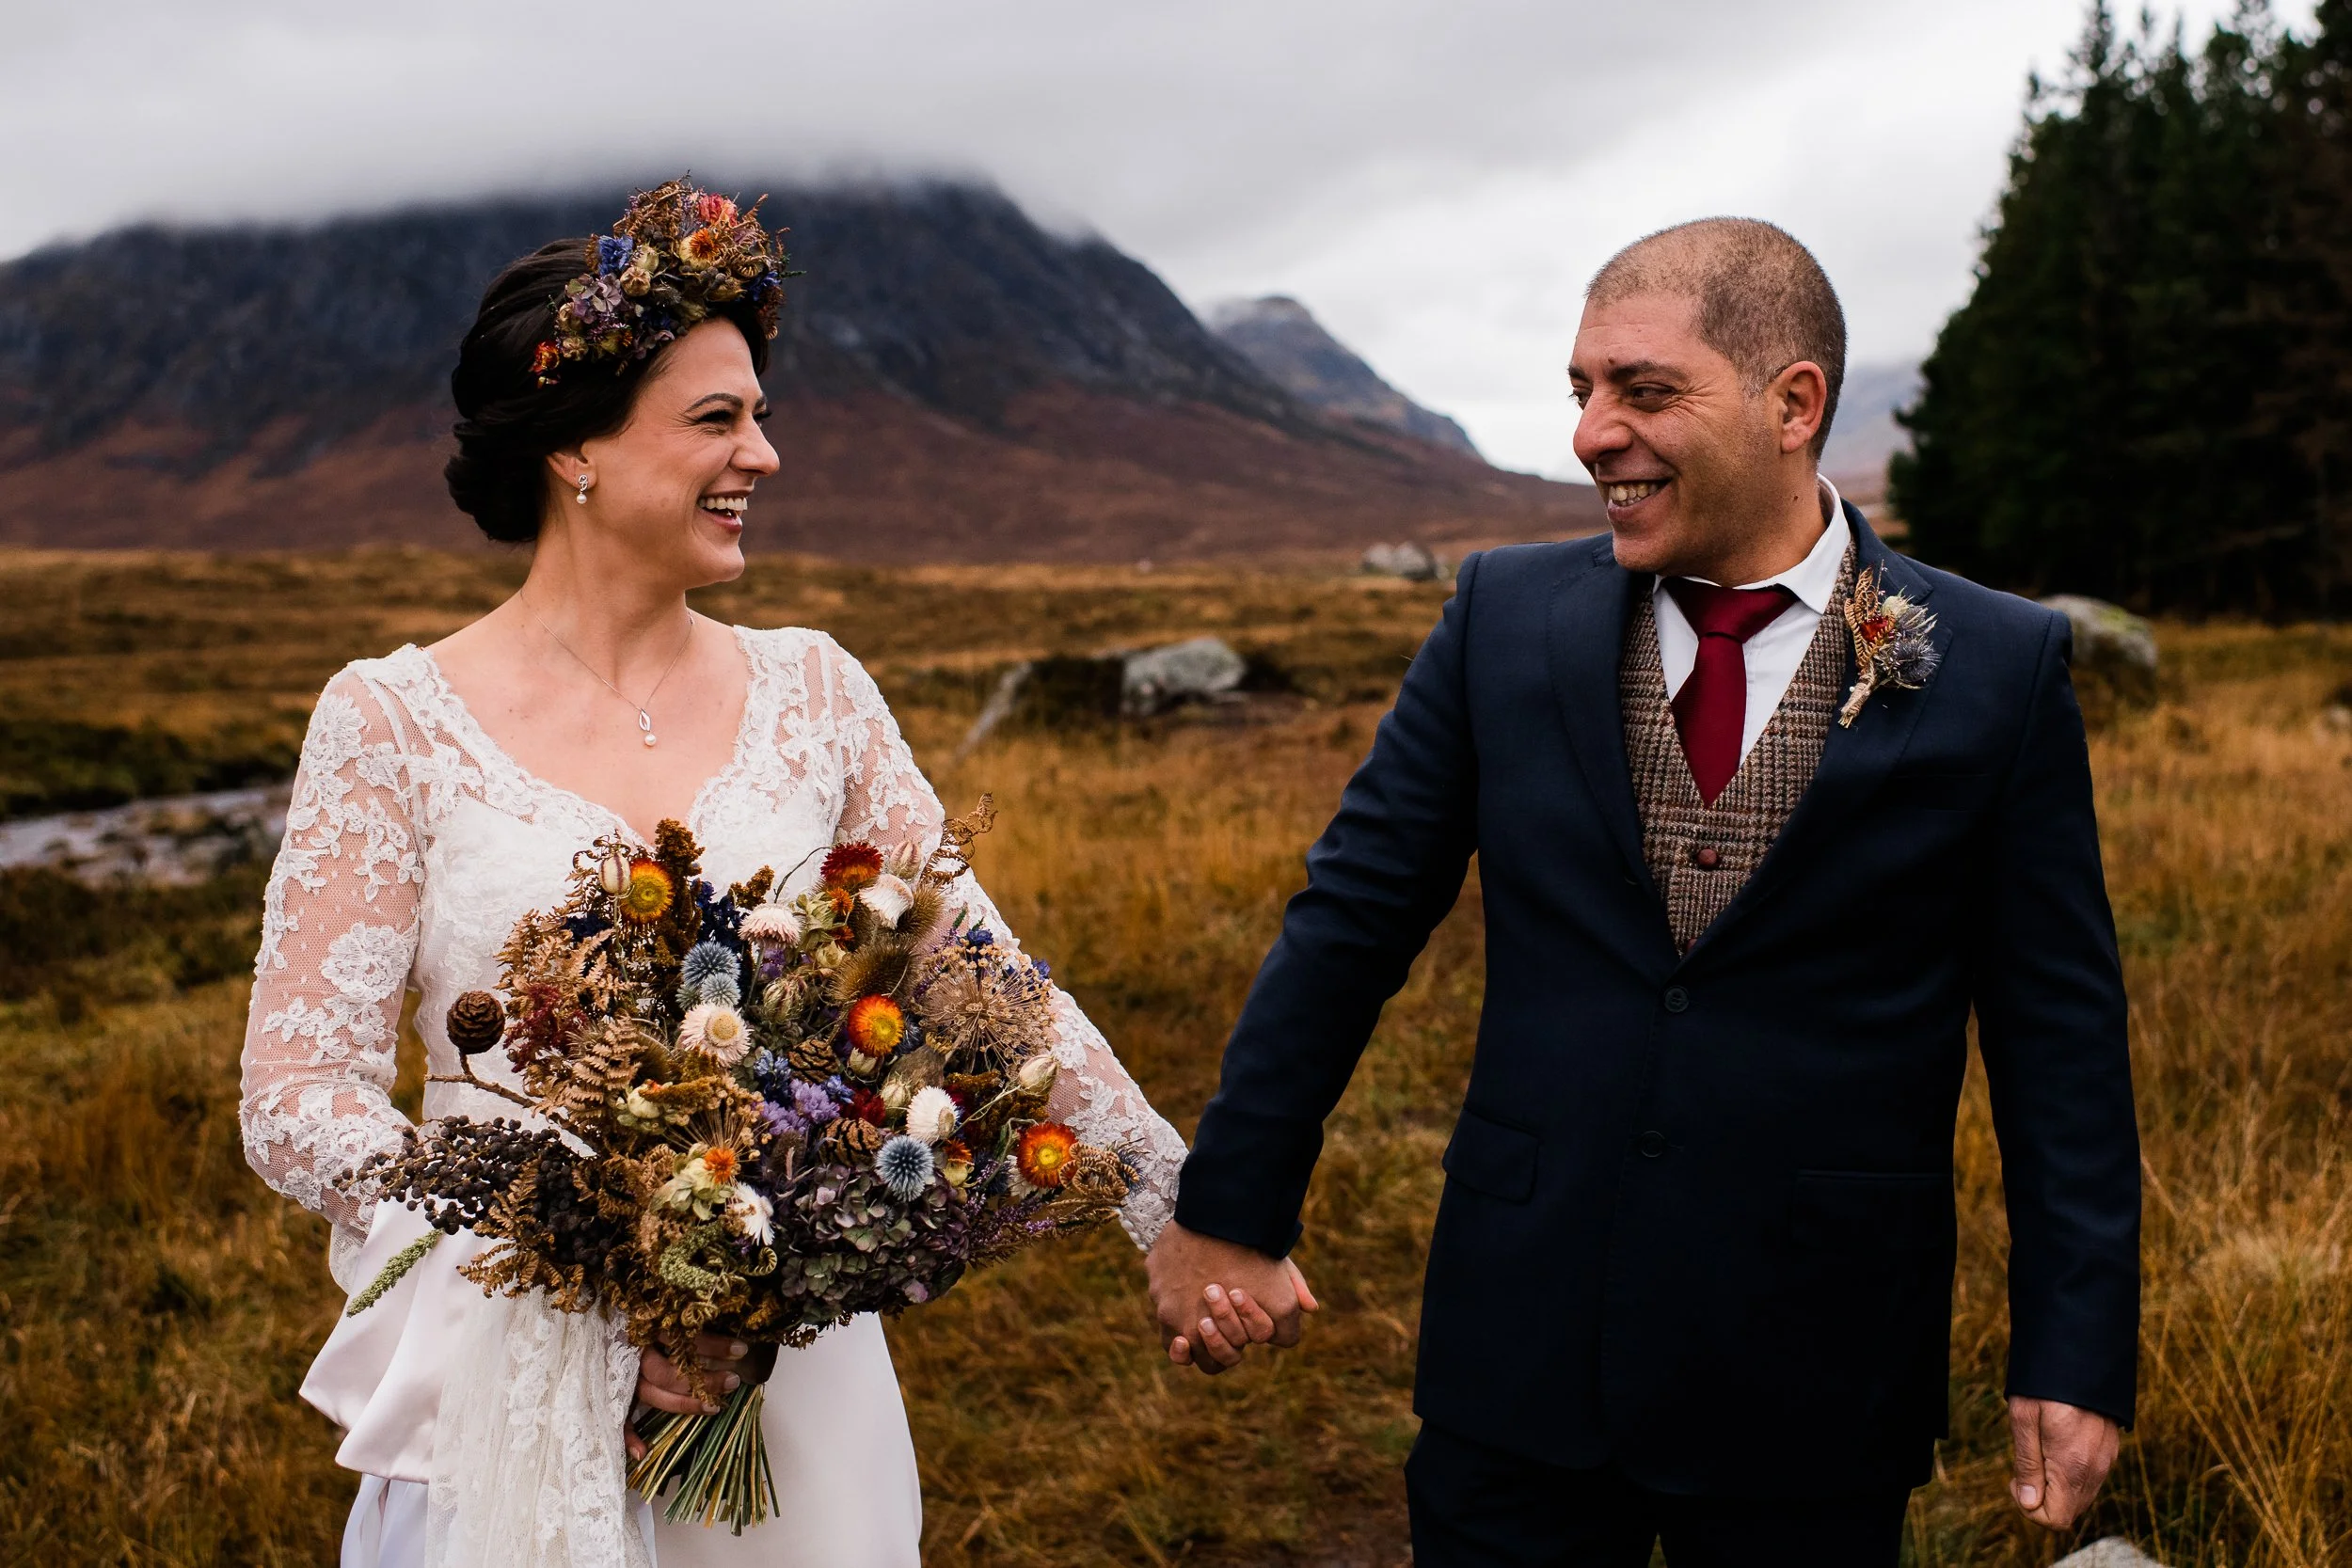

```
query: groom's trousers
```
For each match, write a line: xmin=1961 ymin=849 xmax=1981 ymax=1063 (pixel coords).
xmin=1406 ymin=1424 xmax=1909 ymax=1568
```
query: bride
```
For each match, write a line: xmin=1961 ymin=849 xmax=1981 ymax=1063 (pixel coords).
xmin=236 ymin=184 xmax=1187 ymax=1565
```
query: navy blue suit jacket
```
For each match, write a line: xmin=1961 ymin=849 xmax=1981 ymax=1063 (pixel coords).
xmin=1175 ymin=505 xmax=2139 ymax=1496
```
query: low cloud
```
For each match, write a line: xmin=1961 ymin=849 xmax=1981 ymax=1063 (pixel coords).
xmin=4 ymin=0 xmax=2303 ymax=472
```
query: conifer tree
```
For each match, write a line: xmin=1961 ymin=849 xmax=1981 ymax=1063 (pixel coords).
xmin=1892 ymin=2 xmax=2342 ymax=614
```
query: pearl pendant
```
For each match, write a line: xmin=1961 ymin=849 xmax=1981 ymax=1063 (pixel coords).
xmin=638 ymin=710 xmax=657 ymax=748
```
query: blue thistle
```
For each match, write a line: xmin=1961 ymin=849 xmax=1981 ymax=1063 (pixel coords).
xmin=681 ymin=940 xmax=737 ymax=990
xmin=1888 ymin=623 xmax=1942 ymax=687
xmin=679 ymin=940 xmax=742 ymax=1010
xmin=876 ymin=1135 xmax=935 ymax=1200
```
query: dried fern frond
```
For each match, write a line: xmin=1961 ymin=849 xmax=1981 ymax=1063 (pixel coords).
xmin=922 ymin=794 xmax=996 ymax=885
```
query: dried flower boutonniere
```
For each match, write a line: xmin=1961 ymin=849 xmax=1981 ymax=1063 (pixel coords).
xmin=1838 ymin=567 xmax=1942 ymax=727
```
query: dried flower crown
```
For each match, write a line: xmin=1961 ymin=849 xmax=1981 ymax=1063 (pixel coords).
xmin=532 ymin=178 xmax=801 ymax=386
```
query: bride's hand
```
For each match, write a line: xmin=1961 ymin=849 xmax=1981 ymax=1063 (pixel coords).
xmin=625 ymin=1335 xmax=780 ymax=1461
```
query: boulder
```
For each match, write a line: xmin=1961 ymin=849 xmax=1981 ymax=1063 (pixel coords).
xmin=2042 ymin=594 xmax=2159 ymax=704
xmin=956 ymin=636 xmax=1252 ymax=751
xmin=1120 ymin=637 xmax=1248 ymax=717
xmin=2055 ymin=1539 xmax=2170 ymax=1568
xmin=1361 ymin=542 xmax=1446 ymax=581
xmin=0 ymin=783 xmax=289 ymax=885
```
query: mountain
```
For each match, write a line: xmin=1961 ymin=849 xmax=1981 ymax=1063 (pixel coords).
xmin=0 ymin=182 xmax=1592 ymax=559
xmin=1820 ymin=360 xmax=1921 ymax=499
xmin=1207 ymin=296 xmax=1482 ymax=459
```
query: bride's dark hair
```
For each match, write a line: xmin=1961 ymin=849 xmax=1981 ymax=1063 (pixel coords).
xmin=444 ymin=241 xmax=774 ymax=544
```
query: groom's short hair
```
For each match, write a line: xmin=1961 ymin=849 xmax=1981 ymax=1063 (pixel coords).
xmin=1587 ymin=218 xmax=1847 ymax=457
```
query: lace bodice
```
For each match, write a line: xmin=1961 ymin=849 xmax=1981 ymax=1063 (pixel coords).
xmin=239 ymin=625 xmax=1184 ymax=1285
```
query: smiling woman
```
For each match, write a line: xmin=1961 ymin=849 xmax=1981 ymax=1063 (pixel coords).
xmin=232 ymin=180 xmax=1194 ymax=1567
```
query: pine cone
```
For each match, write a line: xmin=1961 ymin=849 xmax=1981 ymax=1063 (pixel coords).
xmin=820 ymin=1117 xmax=885 ymax=1162
xmin=447 ymin=990 xmax=507 ymax=1056
xmin=788 ymin=1035 xmax=840 ymax=1081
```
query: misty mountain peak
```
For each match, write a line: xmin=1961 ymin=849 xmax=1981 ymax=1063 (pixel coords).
xmin=1209 ymin=294 xmax=1481 ymax=460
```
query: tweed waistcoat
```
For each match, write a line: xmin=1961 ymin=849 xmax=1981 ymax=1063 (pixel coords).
xmin=1620 ymin=550 xmax=1856 ymax=953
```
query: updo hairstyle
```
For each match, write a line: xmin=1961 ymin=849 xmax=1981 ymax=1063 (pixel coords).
xmin=443 ymin=240 xmax=774 ymax=544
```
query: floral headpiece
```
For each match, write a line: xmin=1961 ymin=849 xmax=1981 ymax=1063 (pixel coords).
xmin=532 ymin=178 xmax=800 ymax=387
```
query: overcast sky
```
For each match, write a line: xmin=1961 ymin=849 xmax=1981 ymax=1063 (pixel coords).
xmin=2 ymin=0 xmax=2311 ymax=475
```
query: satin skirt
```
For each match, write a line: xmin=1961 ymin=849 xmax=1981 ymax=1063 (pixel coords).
xmin=338 ymin=1314 xmax=922 ymax=1567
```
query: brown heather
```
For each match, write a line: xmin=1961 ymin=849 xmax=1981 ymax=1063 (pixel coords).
xmin=0 ymin=550 xmax=2344 ymax=1565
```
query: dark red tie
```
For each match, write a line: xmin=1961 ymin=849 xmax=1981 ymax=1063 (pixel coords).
xmin=1664 ymin=579 xmax=1797 ymax=805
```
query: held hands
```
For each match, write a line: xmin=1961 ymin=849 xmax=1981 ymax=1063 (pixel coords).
xmin=627 ymin=1334 xmax=780 ymax=1461
xmin=1145 ymin=1221 xmax=1318 ymax=1374
xmin=2009 ymin=1396 xmax=2120 ymax=1528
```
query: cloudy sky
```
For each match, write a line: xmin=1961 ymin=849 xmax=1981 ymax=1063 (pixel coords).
xmin=3 ymin=0 xmax=2309 ymax=474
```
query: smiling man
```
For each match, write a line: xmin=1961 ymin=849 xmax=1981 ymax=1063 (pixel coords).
xmin=1149 ymin=218 xmax=2141 ymax=1566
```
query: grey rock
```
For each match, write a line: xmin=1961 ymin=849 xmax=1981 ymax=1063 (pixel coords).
xmin=957 ymin=661 xmax=1038 ymax=756
xmin=2042 ymin=594 xmax=2159 ymax=701
xmin=1361 ymin=542 xmax=1446 ymax=581
xmin=956 ymin=636 xmax=1252 ymax=750
xmin=2054 ymin=1537 xmax=2170 ymax=1568
xmin=1121 ymin=637 xmax=1248 ymax=717
xmin=0 ymin=783 xmax=289 ymax=885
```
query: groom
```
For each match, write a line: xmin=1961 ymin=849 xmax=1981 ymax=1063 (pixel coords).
xmin=1147 ymin=219 xmax=2139 ymax=1565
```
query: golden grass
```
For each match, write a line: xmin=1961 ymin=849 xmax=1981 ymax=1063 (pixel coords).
xmin=0 ymin=553 xmax=2345 ymax=1565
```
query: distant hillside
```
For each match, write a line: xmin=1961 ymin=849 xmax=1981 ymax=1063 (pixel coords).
xmin=0 ymin=183 xmax=1593 ymax=559
xmin=1820 ymin=360 xmax=1920 ymax=498
xmin=1208 ymin=296 xmax=1482 ymax=459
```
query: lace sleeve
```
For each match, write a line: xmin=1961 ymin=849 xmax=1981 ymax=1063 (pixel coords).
xmin=821 ymin=637 xmax=1186 ymax=1250
xmin=239 ymin=667 xmax=425 ymax=1265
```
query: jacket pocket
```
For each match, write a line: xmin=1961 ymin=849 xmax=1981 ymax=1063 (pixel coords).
xmin=1442 ymin=1107 xmax=1539 ymax=1203
xmin=1790 ymin=1170 xmax=1953 ymax=1252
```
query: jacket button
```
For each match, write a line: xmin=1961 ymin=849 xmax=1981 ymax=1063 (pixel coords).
xmin=1692 ymin=846 xmax=1721 ymax=869
xmin=1663 ymin=986 xmax=1690 ymax=1013
xmin=1638 ymin=1131 xmax=1668 ymax=1158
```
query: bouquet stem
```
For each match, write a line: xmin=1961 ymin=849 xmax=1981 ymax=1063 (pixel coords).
xmin=628 ymin=1380 xmax=777 ymax=1532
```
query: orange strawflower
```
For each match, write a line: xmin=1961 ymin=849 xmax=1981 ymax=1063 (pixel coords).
xmin=619 ymin=859 xmax=674 ymax=923
xmin=1015 ymin=1122 xmax=1078 ymax=1190
xmin=702 ymin=1146 xmax=738 ymax=1183
xmin=844 ymin=994 xmax=906 ymax=1057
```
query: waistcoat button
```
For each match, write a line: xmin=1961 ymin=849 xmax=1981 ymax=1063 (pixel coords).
xmin=1692 ymin=846 xmax=1721 ymax=869
xmin=1663 ymin=986 xmax=1690 ymax=1013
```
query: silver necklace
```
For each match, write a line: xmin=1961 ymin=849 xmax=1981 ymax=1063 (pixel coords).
xmin=524 ymin=601 xmax=696 ymax=749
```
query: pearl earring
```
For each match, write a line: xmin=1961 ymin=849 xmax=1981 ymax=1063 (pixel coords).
xmin=575 ymin=474 xmax=591 ymax=505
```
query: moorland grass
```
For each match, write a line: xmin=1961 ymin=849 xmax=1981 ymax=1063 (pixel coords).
xmin=0 ymin=550 xmax=2344 ymax=1564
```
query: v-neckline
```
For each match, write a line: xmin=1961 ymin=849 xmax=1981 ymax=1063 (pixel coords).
xmin=411 ymin=625 xmax=762 ymax=848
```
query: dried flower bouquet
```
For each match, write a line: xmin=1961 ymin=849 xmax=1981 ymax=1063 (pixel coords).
xmin=344 ymin=800 xmax=1132 ymax=1530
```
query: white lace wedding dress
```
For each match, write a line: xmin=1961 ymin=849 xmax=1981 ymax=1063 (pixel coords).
xmin=238 ymin=625 xmax=1186 ymax=1567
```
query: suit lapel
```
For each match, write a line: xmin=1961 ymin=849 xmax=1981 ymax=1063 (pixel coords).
xmin=1682 ymin=505 xmax=1950 ymax=967
xmin=1544 ymin=537 xmax=1657 ymax=904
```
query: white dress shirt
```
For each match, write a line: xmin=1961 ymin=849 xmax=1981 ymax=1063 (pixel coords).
xmin=1653 ymin=476 xmax=1850 ymax=768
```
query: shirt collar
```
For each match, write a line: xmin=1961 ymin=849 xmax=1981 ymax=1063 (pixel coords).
xmin=1653 ymin=475 xmax=1851 ymax=614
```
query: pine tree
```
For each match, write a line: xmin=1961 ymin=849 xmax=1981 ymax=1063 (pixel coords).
xmin=1893 ymin=2 xmax=2336 ymax=614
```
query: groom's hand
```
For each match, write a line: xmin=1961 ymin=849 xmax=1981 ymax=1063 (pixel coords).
xmin=1146 ymin=1221 xmax=1318 ymax=1375
xmin=2008 ymin=1396 xmax=2120 ymax=1528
